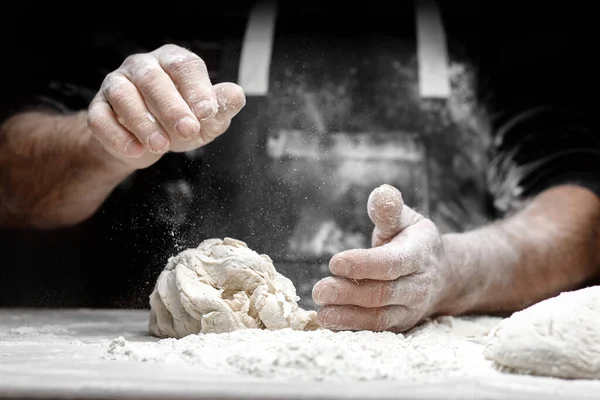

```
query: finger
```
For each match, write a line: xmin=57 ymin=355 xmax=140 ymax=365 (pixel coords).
xmin=312 ymin=275 xmax=430 ymax=308
xmin=120 ymin=53 xmax=200 ymax=141
xmin=368 ymin=184 xmax=404 ymax=238
xmin=196 ymin=83 xmax=246 ymax=145
xmin=368 ymin=184 xmax=423 ymax=246
xmin=154 ymin=44 xmax=218 ymax=121
xmin=87 ymin=98 xmax=145 ymax=159
xmin=329 ymin=220 xmax=436 ymax=280
xmin=101 ymin=73 xmax=170 ymax=154
xmin=317 ymin=305 xmax=420 ymax=332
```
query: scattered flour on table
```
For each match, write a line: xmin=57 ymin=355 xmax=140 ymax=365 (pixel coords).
xmin=105 ymin=315 xmax=504 ymax=382
xmin=9 ymin=325 xmax=71 ymax=335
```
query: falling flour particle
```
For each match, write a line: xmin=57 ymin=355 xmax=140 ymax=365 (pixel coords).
xmin=149 ymin=237 xmax=318 ymax=339
xmin=484 ymin=285 xmax=600 ymax=379
xmin=106 ymin=316 xmax=504 ymax=382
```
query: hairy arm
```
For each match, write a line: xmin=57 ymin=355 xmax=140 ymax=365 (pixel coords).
xmin=437 ymin=184 xmax=600 ymax=315
xmin=0 ymin=110 xmax=133 ymax=229
xmin=0 ymin=43 xmax=246 ymax=231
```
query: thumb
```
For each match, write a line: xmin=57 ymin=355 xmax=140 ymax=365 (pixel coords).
xmin=367 ymin=184 xmax=423 ymax=247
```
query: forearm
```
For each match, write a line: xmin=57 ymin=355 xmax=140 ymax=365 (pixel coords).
xmin=0 ymin=110 xmax=133 ymax=229
xmin=436 ymin=184 xmax=600 ymax=315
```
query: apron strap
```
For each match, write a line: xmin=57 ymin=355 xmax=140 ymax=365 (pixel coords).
xmin=238 ymin=0 xmax=450 ymax=99
xmin=238 ymin=0 xmax=278 ymax=96
xmin=416 ymin=0 xmax=450 ymax=99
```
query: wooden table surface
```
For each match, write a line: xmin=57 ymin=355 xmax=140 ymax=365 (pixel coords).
xmin=0 ymin=308 xmax=598 ymax=400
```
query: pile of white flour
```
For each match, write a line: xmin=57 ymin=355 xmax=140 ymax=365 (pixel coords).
xmin=105 ymin=315 xmax=504 ymax=382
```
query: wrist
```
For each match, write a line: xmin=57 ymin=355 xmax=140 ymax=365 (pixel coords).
xmin=67 ymin=111 xmax=136 ymax=180
xmin=429 ymin=232 xmax=479 ymax=316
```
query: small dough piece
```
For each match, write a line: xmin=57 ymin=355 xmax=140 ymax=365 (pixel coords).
xmin=484 ymin=285 xmax=600 ymax=379
xmin=149 ymin=238 xmax=318 ymax=338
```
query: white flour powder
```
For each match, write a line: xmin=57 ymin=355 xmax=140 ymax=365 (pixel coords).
xmin=105 ymin=315 xmax=504 ymax=382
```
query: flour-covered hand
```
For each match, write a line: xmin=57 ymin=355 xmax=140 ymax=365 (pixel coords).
xmin=87 ymin=44 xmax=246 ymax=170
xmin=312 ymin=184 xmax=448 ymax=332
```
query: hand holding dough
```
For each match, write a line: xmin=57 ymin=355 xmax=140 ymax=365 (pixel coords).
xmin=484 ymin=285 xmax=600 ymax=379
xmin=149 ymin=238 xmax=318 ymax=338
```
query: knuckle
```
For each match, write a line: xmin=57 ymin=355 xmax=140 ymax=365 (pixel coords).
xmin=87 ymin=116 xmax=102 ymax=133
xmin=132 ymin=65 xmax=163 ymax=87
xmin=103 ymin=75 xmax=131 ymax=103
xmin=103 ymin=71 xmax=122 ymax=84
xmin=422 ymin=218 xmax=440 ymax=240
xmin=422 ymin=217 xmax=436 ymax=230
xmin=121 ymin=53 xmax=139 ymax=67
xmin=121 ymin=53 xmax=151 ymax=72
xmin=166 ymin=54 xmax=207 ymax=76
xmin=86 ymin=106 xmax=104 ymax=132
xmin=157 ymin=43 xmax=184 ymax=54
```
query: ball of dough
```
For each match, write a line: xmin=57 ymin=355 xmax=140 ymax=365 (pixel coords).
xmin=484 ymin=285 xmax=600 ymax=379
xmin=148 ymin=237 xmax=318 ymax=338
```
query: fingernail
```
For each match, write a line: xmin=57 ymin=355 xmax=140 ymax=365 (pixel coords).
xmin=125 ymin=139 xmax=144 ymax=158
xmin=331 ymin=257 xmax=351 ymax=276
xmin=318 ymin=308 xmax=341 ymax=327
xmin=193 ymin=99 xmax=217 ymax=121
xmin=316 ymin=284 xmax=338 ymax=304
xmin=175 ymin=116 xmax=200 ymax=139
xmin=148 ymin=132 xmax=169 ymax=153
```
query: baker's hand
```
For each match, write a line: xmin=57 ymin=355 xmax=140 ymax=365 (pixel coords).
xmin=312 ymin=184 xmax=448 ymax=332
xmin=87 ymin=44 xmax=246 ymax=169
